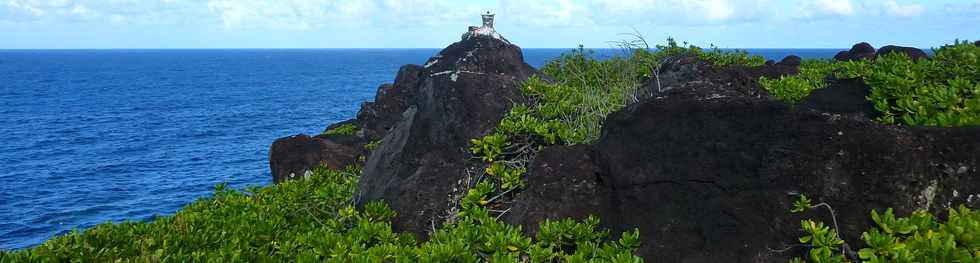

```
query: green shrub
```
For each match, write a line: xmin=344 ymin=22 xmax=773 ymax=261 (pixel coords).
xmin=759 ymin=59 xmax=837 ymax=103
xmin=0 ymin=165 xmax=642 ymax=262
xmin=790 ymin=195 xmax=980 ymax=262
xmin=854 ymin=41 xmax=980 ymax=126
xmin=468 ymin=38 xmax=773 ymax=223
xmin=323 ymin=123 xmax=357 ymax=136
xmin=364 ymin=139 xmax=381 ymax=150
xmin=763 ymin=40 xmax=979 ymax=127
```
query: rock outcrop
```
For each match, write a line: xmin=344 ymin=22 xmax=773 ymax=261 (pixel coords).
xmin=798 ymin=78 xmax=878 ymax=119
xmin=356 ymin=34 xmax=539 ymax=237
xmin=834 ymin=42 xmax=876 ymax=61
xmin=776 ymin=55 xmax=802 ymax=67
xmin=271 ymin=37 xmax=980 ymax=262
xmin=505 ymin=59 xmax=980 ymax=262
xmin=877 ymin=45 xmax=929 ymax=60
xmin=834 ymin=42 xmax=930 ymax=62
xmin=268 ymin=64 xmax=423 ymax=183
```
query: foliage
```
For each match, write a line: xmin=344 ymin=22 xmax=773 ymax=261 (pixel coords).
xmin=848 ymin=41 xmax=980 ymax=126
xmin=364 ymin=139 xmax=381 ymax=150
xmin=323 ymin=123 xmax=357 ymax=136
xmin=468 ymin=37 xmax=771 ymax=222
xmin=790 ymin=194 xmax=980 ymax=263
xmin=762 ymin=40 xmax=979 ymax=127
xmin=759 ymin=59 xmax=837 ymax=103
xmin=0 ymin=165 xmax=642 ymax=262
xmin=469 ymin=133 xmax=511 ymax=162
xmin=536 ymin=47 xmax=642 ymax=144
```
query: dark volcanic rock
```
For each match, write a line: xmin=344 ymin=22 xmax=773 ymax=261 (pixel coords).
xmin=268 ymin=64 xmax=423 ymax=183
xmin=269 ymin=133 xmax=363 ymax=183
xmin=798 ymin=78 xmax=878 ymax=118
xmin=507 ymin=80 xmax=980 ymax=261
xmin=356 ymin=64 xmax=424 ymax=139
xmin=505 ymin=146 xmax=618 ymax=234
xmin=877 ymin=45 xmax=929 ymax=60
xmin=644 ymin=55 xmax=797 ymax=100
xmin=356 ymin=34 xmax=539 ymax=238
xmin=776 ymin=55 xmax=802 ymax=67
xmin=835 ymin=42 xmax=876 ymax=61
xmin=848 ymin=42 xmax=876 ymax=60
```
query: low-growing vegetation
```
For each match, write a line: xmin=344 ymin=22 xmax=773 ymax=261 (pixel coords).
xmin=760 ymin=40 xmax=979 ymax=127
xmin=469 ymin=38 xmax=769 ymax=198
xmin=791 ymin=195 xmax=980 ymax=262
xmin=323 ymin=123 xmax=357 ymax=136
xmin=760 ymin=59 xmax=837 ymax=103
xmin=0 ymin=165 xmax=642 ymax=262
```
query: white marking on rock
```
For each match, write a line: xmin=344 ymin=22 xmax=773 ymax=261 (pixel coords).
xmin=424 ymin=59 xmax=439 ymax=68
xmin=430 ymin=70 xmax=454 ymax=77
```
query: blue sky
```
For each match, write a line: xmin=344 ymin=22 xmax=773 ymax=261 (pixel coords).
xmin=1 ymin=0 xmax=977 ymax=49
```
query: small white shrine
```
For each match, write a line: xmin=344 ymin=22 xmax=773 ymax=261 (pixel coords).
xmin=462 ymin=11 xmax=508 ymax=43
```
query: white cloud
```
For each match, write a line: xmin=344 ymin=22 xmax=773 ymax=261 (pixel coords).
xmin=798 ymin=0 xmax=855 ymax=19
xmin=585 ymin=0 xmax=772 ymax=25
xmin=1 ymin=0 xmax=197 ymax=24
xmin=943 ymin=1 xmax=980 ymax=16
xmin=881 ymin=0 xmax=924 ymax=17
xmin=499 ymin=0 xmax=594 ymax=27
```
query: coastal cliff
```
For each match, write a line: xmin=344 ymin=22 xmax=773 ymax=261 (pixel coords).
xmin=268 ymin=35 xmax=980 ymax=262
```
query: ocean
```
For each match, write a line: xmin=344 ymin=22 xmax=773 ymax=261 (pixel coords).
xmin=0 ymin=48 xmax=845 ymax=250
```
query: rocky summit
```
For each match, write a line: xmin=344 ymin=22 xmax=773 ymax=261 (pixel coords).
xmin=269 ymin=36 xmax=980 ymax=262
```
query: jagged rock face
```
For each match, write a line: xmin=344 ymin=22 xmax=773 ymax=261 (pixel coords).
xmin=268 ymin=65 xmax=424 ymax=183
xmin=356 ymin=35 xmax=538 ymax=237
xmin=506 ymin=71 xmax=980 ymax=262
xmin=356 ymin=65 xmax=424 ymax=139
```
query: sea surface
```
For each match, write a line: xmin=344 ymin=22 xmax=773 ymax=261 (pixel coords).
xmin=0 ymin=48 xmax=845 ymax=250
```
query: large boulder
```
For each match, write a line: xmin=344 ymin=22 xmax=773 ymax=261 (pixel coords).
xmin=356 ymin=34 xmax=539 ymax=237
xmin=877 ymin=45 xmax=929 ymax=60
xmin=268 ymin=132 xmax=362 ymax=183
xmin=798 ymin=78 xmax=878 ymax=119
xmin=834 ymin=42 xmax=876 ymax=61
xmin=776 ymin=55 xmax=802 ymax=67
xmin=506 ymin=70 xmax=980 ymax=262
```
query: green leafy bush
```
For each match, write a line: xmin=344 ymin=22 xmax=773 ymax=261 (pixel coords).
xmin=790 ymin=195 xmax=980 ymax=263
xmin=468 ymin=38 xmax=772 ymax=223
xmin=763 ymin=40 xmax=978 ymax=127
xmin=323 ymin=123 xmax=357 ymax=136
xmin=759 ymin=59 xmax=837 ymax=103
xmin=0 ymin=165 xmax=642 ymax=262
xmin=364 ymin=139 xmax=382 ymax=150
xmin=852 ymin=41 xmax=979 ymax=126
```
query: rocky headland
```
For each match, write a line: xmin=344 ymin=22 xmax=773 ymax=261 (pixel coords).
xmin=269 ymin=36 xmax=980 ymax=262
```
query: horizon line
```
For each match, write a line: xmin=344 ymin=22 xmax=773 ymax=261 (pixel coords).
xmin=0 ymin=47 xmax=863 ymax=51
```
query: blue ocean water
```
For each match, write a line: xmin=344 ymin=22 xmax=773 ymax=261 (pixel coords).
xmin=0 ymin=48 xmax=844 ymax=250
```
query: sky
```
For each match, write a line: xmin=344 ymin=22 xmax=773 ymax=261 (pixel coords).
xmin=0 ymin=0 xmax=978 ymax=49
